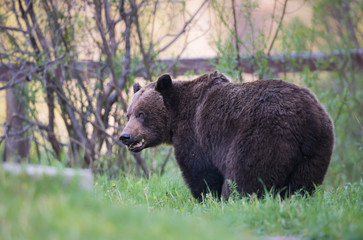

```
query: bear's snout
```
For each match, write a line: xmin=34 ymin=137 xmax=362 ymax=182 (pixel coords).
xmin=119 ymin=133 xmax=131 ymax=145
xmin=119 ymin=132 xmax=145 ymax=152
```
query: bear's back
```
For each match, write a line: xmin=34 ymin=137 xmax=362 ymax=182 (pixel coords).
xmin=195 ymin=79 xmax=333 ymax=162
xmin=196 ymin=79 xmax=319 ymax=126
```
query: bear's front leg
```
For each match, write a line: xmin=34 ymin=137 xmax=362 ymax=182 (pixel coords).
xmin=181 ymin=165 xmax=224 ymax=200
xmin=174 ymin=147 xmax=224 ymax=200
xmin=221 ymin=180 xmax=232 ymax=200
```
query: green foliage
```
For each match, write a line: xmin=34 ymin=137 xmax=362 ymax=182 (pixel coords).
xmin=2 ymin=1 xmax=362 ymax=238
xmin=279 ymin=1 xmax=363 ymax=185
xmin=1 ymin=169 xmax=362 ymax=240
xmin=0 ymin=170 xmax=254 ymax=240
xmin=214 ymin=38 xmax=241 ymax=80
xmin=1 ymin=0 xmax=362 ymax=188
xmin=212 ymin=0 xmax=363 ymax=186
xmin=279 ymin=18 xmax=316 ymax=53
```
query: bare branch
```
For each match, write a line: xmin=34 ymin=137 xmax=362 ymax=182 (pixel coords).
xmin=231 ymin=0 xmax=242 ymax=81
xmin=267 ymin=0 xmax=288 ymax=56
xmin=160 ymin=147 xmax=173 ymax=175
xmin=156 ymin=0 xmax=208 ymax=55
xmin=131 ymin=152 xmax=149 ymax=178
xmin=0 ymin=25 xmax=28 ymax=33
xmin=130 ymin=0 xmax=152 ymax=80
xmin=267 ymin=0 xmax=277 ymax=42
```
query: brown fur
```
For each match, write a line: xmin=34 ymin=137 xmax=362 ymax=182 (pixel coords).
xmin=120 ymin=72 xmax=334 ymax=200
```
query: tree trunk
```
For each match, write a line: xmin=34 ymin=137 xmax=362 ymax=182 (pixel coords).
xmin=4 ymin=85 xmax=30 ymax=161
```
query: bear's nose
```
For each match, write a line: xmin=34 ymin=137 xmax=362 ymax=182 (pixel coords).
xmin=119 ymin=133 xmax=131 ymax=144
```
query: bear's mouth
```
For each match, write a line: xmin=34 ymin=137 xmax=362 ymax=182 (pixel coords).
xmin=128 ymin=138 xmax=145 ymax=152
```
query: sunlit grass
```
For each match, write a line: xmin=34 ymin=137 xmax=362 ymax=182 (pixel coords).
xmin=98 ymin=174 xmax=363 ymax=239
xmin=1 ymin=167 xmax=362 ymax=240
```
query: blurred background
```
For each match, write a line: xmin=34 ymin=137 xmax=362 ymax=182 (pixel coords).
xmin=0 ymin=0 xmax=362 ymax=187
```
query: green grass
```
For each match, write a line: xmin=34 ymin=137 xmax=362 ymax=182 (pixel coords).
xmin=1 ymin=168 xmax=362 ymax=240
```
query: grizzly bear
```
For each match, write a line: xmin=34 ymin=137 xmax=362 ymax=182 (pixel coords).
xmin=120 ymin=72 xmax=334 ymax=200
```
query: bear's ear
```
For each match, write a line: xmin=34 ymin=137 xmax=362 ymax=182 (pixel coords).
xmin=155 ymin=74 xmax=172 ymax=93
xmin=133 ymin=83 xmax=141 ymax=94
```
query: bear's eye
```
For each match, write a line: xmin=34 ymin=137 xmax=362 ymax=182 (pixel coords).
xmin=136 ymin=112 xmax=145 ymax=120
xmin=126 ymin=115 xmax=130 ymax=121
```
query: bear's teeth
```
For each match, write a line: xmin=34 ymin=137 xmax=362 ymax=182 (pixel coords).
xmin=132 ymin=141 xmax=143 ymax=148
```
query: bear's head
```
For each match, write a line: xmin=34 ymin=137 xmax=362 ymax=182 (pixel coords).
xmin=119 ymin=74 xmax=173 ymax=152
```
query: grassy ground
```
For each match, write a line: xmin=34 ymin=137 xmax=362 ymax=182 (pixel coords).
xmin=0 ymin=168 xmax=362 ymax=240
